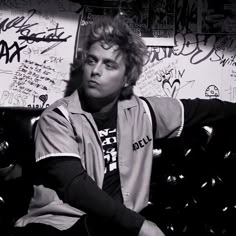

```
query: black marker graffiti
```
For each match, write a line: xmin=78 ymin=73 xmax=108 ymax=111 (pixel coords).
xmin=211 ymin=53 xmax=236 ymax=67
xmin=145 ymin=33 xmax=236 ymax=67
xmin=41 ymin=42 xmax=62 ymax=54
xmin=0 ymin=9 xmax=72 ymax=46
xmin=154 ymin=67 xmax=186 ymax=98
xmin=0 ymin=9 xmax=37 ymax=36
xmin=27 ymin=94 xmax=49 ymax=108
xmin=162 ymin=78 xmax=180 ymax=98
xmin=145 ymin=33 xmax=223 ymax=65
xmin=18 ymin=23 xmax=72 ymax=43
xmin=205 ymin=85 xmax=220 ymax=99
xmin=39 ymin=94 xmax=48 ymax=107
xmin=0 ymin=40 xmax=26 ymax=63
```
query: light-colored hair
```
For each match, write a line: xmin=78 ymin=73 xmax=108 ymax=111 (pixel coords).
xmin=70 ymin=15 xmax=148 ymax=99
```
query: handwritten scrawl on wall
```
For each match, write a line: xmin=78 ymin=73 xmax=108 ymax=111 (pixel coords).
xmin=134 ymin=33 xmax=236 ymax=101
xmin=0 ymin=0 xmax=80 ymax=107
xmin=134 ymin=0 xmax=236 ymax=102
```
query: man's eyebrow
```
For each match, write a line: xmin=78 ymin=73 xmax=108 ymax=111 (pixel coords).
xmin=86 ymin=54 xmax=97 ymax=60
xmin=86 ymin=53 xmax=121 ymax=65
xmin=103 ymin=58 xmax=119 ymax=64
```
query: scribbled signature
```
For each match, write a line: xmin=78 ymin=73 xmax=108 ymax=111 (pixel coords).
xmin=0 ymin=9 xmax=72 ymax=46
xmin=145 ymin=33 xmax=236 ymax=67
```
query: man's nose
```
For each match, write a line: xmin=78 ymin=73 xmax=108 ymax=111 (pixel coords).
xmin=91 ymin=62 xmax=102 ymax=76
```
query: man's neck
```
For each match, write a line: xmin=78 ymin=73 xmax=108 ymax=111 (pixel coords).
xmin=88 ymin=97 xmax=118 ymax=114
xmin=80 ymin=91 xmax=118 ymax=114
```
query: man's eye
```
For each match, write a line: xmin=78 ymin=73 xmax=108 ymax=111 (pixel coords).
xmin=86 ymin=57 xmax=96 ymax=65
xmin=106 ymin=63 xmax=116 ymax=70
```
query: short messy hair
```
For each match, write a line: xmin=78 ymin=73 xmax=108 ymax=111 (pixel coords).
xmin=69 ymin=15 xmax=148 ymax=99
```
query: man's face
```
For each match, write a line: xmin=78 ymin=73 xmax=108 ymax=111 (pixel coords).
xmin=82 ymin=41 xmax=127 ymax=101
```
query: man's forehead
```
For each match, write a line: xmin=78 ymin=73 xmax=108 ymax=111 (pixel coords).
xmin=88 ymin=41 xmax=123 ymax=60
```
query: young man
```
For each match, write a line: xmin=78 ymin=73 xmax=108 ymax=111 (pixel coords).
xmin=13 ymin=16 xmax=236 ymax=236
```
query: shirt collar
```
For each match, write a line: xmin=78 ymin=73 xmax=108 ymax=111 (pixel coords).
xmin=67 ymin=90 xmax=84 ymax=114
xmin=67 ymin=90 xmax=138 ymax=114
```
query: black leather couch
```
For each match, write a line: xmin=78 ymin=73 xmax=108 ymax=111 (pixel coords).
xmin=0 ymin=107 xmax=43 ymax=236
xmin=0 ymin=107 xmax=236 ymax=236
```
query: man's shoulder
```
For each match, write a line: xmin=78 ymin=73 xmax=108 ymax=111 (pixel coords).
xmin=143 ymin=96 xmax=182 ymax=108
xmin=43 ymin=98 xmax=69 ymax=114
xmin=39 ymin=94 xmax=76 ymax=123
xmin=119 ymin=95 xmax=182 ymax=110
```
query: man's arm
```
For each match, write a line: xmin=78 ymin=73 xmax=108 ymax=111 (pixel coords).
xmin=35 ymin=156 xmax=144 ymax=235
xmin=139 ymin=220 xmax=165 ymax=236
xmin=181 ymin=98 xmax=236 ymax=129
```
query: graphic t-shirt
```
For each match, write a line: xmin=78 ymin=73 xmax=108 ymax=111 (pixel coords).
xmin=92 ymin=105 xmax=123 ymax=202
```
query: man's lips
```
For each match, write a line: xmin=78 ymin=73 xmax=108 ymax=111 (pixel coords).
xmin=87 ymin=80 xmax=99 ymax=86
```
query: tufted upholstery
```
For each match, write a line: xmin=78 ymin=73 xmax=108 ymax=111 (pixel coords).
xmin=0 ymin=107 xmax=43 ymax=236
xmin=145 ymin=125 xmax=236 ymax=236
xmin=0 ymin=107 xmax=235 ymax=236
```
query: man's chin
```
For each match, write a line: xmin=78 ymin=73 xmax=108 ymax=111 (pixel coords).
xmin=84 ymin=89 xmax=103 ymax=99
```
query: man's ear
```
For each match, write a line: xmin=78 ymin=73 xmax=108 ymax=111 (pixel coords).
xmin=123 ymin=76 xmax=128 ymax=87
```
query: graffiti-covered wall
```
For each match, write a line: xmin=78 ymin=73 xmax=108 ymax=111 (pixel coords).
xmin=0 ymin=0 xmax=236 ymax=107
xmin=134 ymin=33 xmax=236 ymax=101
xmin=134 ymin=0 xmax=236 ymax=102
xmin=0 ymin=0 xmax=80 ymax=107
